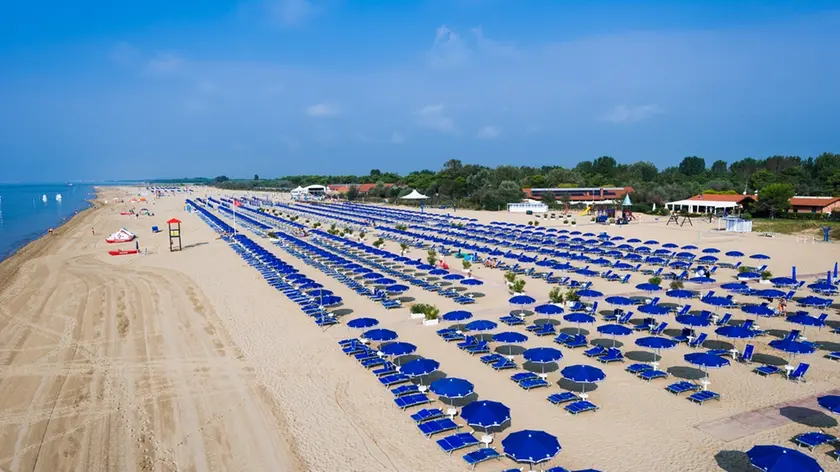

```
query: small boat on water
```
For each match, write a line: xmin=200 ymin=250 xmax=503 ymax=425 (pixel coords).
xmin=41 ymin=194 xmax=47 ymax=203
xmin=55 ymin=194 xmax=62 ymax=202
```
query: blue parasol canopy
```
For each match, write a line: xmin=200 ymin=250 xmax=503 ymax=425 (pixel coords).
xmin=461 ymin=400 xmax=511 ymax=429
xmin=307 ymin=289 xmax=334 ymax=298
xmin=362 ymin=328 xmax=398 ymax=342
xmin=750 ymin=253 xmax=771 ymax=260
xmin=399 ymin=358 xmax=440 ymax=377
xmin=502 ymin=430 xmax=562 ymax=465
xmin=702 ymin=248 xmax=720 ymax=254
xmin=738 ymin=271 xmax=762 ymax=280
xmin=535 ymin=304 xmax=564 ymax=315
xmin=742 ymin=304 xmax=776 ymax=317
xmin=797 ymin=295 xmax=832 ymax=308
xmin=768 ymin=339 xmax=816 ymax=356
xmin=725 ymin=250 xmax=744 ymax=257
xmin=676 ymin=314 xmax=712 ymax=327
xmin=715 ymin=325 xmax=758 ymax=339
xmin=492 ymin=331 xmax=529 ymax=344
xmin=746 ymin=445 xmax=823 ymax=472
xmin=638 ymin=304 xmax=671 ymax=316
xmin=461 ymin=278 xmax=484 ymax=286
xmin=564 ymin=313 xmax=596 ymax=324
xmin=560 ymin=364 xmax=606 ymax=384
xmin=465 ymin=319 xmax=498 ymax=332
xmin=635 ymin=336 xmax=677 ymax=350
xmin=684 ymin=352 xmax=730 ymax=369
xmin=597 ymin=324 xmax=633 ymax=337
xmin=442 ymin=310 xmax=473 ymax=322
xmin=769 ymin=277 xmax=797 ymax=287
xmin=605 ymin=296 xmax=635 ymax=306
xmin=380 ymin=341 xmax=417 ymax=357
xmin=523 ymin=347 xmax=563 ymax=364
xmin=786 ymin=313 xmax=827 ymax=328
xmin=688 ymin=276 xmax=717 ymax=284
xmin=429 ymin=377 xmax=474 ymax=399
xmin=702 ymin=296 xmax=737 ymax=308
xmin=753 ymin=288 xmax=786 ymax=299
xmin=373 ymin=277 xmax=397 ymax=285
xmin=443 ymin=273 xmax=465 ymax=280
xmin=385 ymin=284 xmax=409 ymax=294
xmin=298 ymin=282 xmax=323 ymax=290
xmin=347 ymin=317 xmax=378 ymax=329
xmin=635 ymin=283 xmax=662 ymax=292
xmin=429 ymin=269 xmax=449 ymax=276
xmin=576 ymin=289 xmax=604 ymax=298
xmin=817 ymin=395 xmax=840 ymax=415
xmin=509 ymin=295 xmax=537 ymax=305
xmin=666 ymin=289 xmax=695 ymax=299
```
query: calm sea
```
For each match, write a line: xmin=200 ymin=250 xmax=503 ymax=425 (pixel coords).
xmin=0 ymin=183 xmax=96 ymax=261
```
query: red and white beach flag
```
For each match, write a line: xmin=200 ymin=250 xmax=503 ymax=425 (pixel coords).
xmin=232 ymin=199 xmax=241 ymax=234
xmin=233 ymin=199 xmax=242 ymax=207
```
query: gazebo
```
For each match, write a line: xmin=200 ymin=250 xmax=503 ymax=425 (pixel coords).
xmin=400 ymin=189 xmax=429 ymax=200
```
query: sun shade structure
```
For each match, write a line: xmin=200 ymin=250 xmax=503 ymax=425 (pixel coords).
xmin=399 ymin=358 xmax=440 ymax=377
xmin=346 ymin=317 xmax=378 ymax=329
xmin=379 ymin=341 xmax=417 ymax=357
xmin=460 ymin=400 xmax=511 ymax=429
xmin=442 ymin=310 xmax=473 ymax=322
xmin=817 ymin=395 xmax=840 ymax=415
xmin=502 ymin=430 xmax=562 ymax=466
xmin=400 ymin=189 xmax=429 ymax=200
xmin=746 ymin=445 xmax=823 ymax=472
xmin=362 ymin=328 xmax=398 ymax=342
xmin=429 ymin=377 xmax=474 ymax=399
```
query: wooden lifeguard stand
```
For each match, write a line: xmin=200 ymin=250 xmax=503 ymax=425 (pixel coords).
xmin=167 ymin=218 xmax=182 ymax=251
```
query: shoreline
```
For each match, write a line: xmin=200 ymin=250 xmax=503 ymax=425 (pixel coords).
xmin=0 ymin=188 xmax=100 ymax=287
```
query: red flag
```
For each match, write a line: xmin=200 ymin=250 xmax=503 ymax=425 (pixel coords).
xmin=233 ymin=199 xmax=242 ymax=207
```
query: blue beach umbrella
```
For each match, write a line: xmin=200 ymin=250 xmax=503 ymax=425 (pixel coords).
xmin=560 ymin=365 xmax=605 ymax=396
xmin=715 ymin=325 xmax=758 ymax=339
xmin=523 ymin=347 xmax=563 ymax=372
xmin=346 ymin=317 xmax=379 ymax=329
xmin=635 ymin=283 xmax=662 ymax=292
xmin=808 ymin=282 xmax=838 ymax=294
xmin=666 ymin=289 xmax=695 ymax=299
xmin=817 ymin=395 xmax=840 ymax=415
xmin=461 ymin=278 xmax=484 ymax=286
xmin=429 ymin=269 xmax=449 ymax=276
xmin=380 ymin=341 xmax=417 ymax=357
xmin=373 ymin=277 xmax=397 ymax=286
xmin=443 ymin=273 xmax=465 ymax=280
xmin=318 ymin=295 xmax=342 ymax=306
xmin=442 ymin=310 xmax=473 ymax=322
xmin=725 ymin=250 xmax=744 ymax=257
xmin=385 ymin=284 xmax=409 ymax=294
xmin=786 ymin=313 xmax=827 ymax=328
xmin=684 ymin=352 xmax=730 ymax=372
xmin=605 ymin=296 xmax=635 ymax=306
xmin=492 ymin=331 xmax=529 ymax=344
xmin=702 ymin=248 xmax=720 ymax=254
xmin=465 ymin=319 xmax=498 ymax=332
xmin=502 ymin=430 xmax=562 ymax=466
xmin=636 ymin=336 xmax=677 ymax=352
xmin=509 ymin=295 xmax=537 ymax=305
xmin=362 ymin=272 xmax=384 ymax=280
xmin=797 ymin=295 xmax=832 ymax=308
xmin=576 ymin=289 xmax=604 ymax=299
xmin=298 ymin=282 xmax=323 ymax=290
xmin=747 ymin=445 xmax=823 ymax=472
xmin=637 ymin=304 xmax=671 ymax=316
xmin=702 ymin=295 xmax=737 ymax=309
xmin=362 ymin=328 xmax=398 ymax=342
xmin=768 ymin=339 xmax=816 ymax=357
xmin=720 ymin=283 xmax=753 ymax=294
xmin=597 ymin=324 xmax=632 ymax=346
xmin=429 ymin=377 xmax=474 ymax=399
xmin=461 ymin=400 xmax=511 ymax=429
xmin=353 ymin=267 xmax=373 ymax=273
xmin=688 ymin=276 xmax=716 ymax=284
xmin=769 ymin=276 xmax=797 ymax=288
xmin=535 ymin=304 xmax=564 ymax=315
xmin=564 ymin=313 xmax=596 ymax=333
xmin=742 ymin=304 xmax=776 ymax=318
xmin=676 ymin=314 xmax=712 ymax=328
xmin=399 ymin=358 xmax=440 ymax=378
xmin=738 ymin=271 xmax=762 ymax=281
xmin=286 ymin=273 xmax=308 ymax=280
xmin=750 ymin=253 xmax=771 ymax=260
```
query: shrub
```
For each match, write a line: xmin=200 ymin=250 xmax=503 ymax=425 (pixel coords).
xmin=649 ymin=276 xmax=663 ymax=286
xmin=411 ymin=303 xmax=430 ymax=314
xmin=345 ymin=228 xmax=353 ymax=235
xmin=738 ymin=265 xmax=750 ymax=273
xmin=565 ymin=290 xmax=580 ymax=302
xmin=504 ymin=271 xmax=517 ymax=284
xmin=425 ymin=305 xmax=440 ymax=321
xmin=427 ymin=249 xmax=438 ymax=266
xmin=462 ymin=260 xmax=472 ymax=270
xmin=548 ymin=287 xmax=564 ymax=304
xmin=372 ymin=238 xmax=384 ymax=248
xmin=267 ymin=231 xmax=278 ymax=239
xmin=400 ymin=242 xmax=409 ymax=253
xmin=534 ymin=221 xmax=540 ymax=226
xmin=571 ymin=220 xmax=577 ymax=225
xmin=313 ymin=222 xmax=321 ymax=228
xmin=511 ymin=279 xmax=526 ymax=293
xmin=669 ymin=280 xmax=684 ymax=290
xmin=761 ymin=270 xmax=773 ymax=280
xmin=359 ymin=231 xmax=365 ymax=239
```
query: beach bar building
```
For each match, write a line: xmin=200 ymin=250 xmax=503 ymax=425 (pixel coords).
xmin=524 ymin=186 xmax=633 ymax=205
xmin=666 ymin=194 xmax=756 ymax=214
xmin=788 ymin=196 xmax=840 ymax=214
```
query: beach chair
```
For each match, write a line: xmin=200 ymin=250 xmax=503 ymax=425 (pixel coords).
xmin=417 ymin=418 xmax=459 ymax=438
xmin=649 ymin=322 xmax=668 ymax=335
xmin=666 ymin=381 xmax=702 ymax=395
xmin=639 ymin=370 xmax=669 ymax=382
xmin=442 ymin=331 xmax=466 ymax=342
xmin=466 ymin=341 xmax=491 ymax=355
xmin=394 ymin=393 xmax=432 ymax=410
xmin=499 ymin=315 xmax=525 ymax=326
xmin=672 ymin=328 xmax=694 ymax=344
xmin=519 ymin=378 xmax=550 ymax=390
xmin=437 ymin=433 xmax=479 ymax=455
xmin=391 ymin=385 xmax=420 ymax=397
xmin=480 ymin=353 xmax=504 ymax=365
xmin=492 ymin=358 xmax=517 ymax=370
xmin=633 ymin=318 xmax=655 ymax=331
xmin=792 ymin=431 xmax=838 ymax=451
xmin=687 ymin=390 xmax=721 ymax=404
xmin=372 ymin=363 xmax=398 ymax=377
xmin=411 ymin=408 xmax=444 ymax=423
xmin=787 ymin=363 xmax=809 ymax=382
xmin=597 ymin=348 xmax=624 ymax=364
xmin=827 ymin=352 xmax=840 ymax=361
xmin=688 ymin=333 xmax=708 ymax=349
xmin=583 ymin=345 xmax=607 ymax=358
xmin=715 ymin=313 xmax=732 ymax=327
xmin=738 ymin=344 xmax=755 ymax=363
xmin=457 ymin=336 xmax=479 ymax=350
xmin=617 ymin=311 xmax=634 ymax=324
xmin=379 ymin=373 xmax=410 ymax=386
xmin=565 ymin=400 xmax=599 ymax=415
xmin=564 ymin=334 xmax=588 ymax=349
xmin=547 ymin=392 xmax=579 ymax=405
xmin=510 ymin=372 xmax=538 ymax=384
xmin=361 ymin=356 xmax=387 ymax=369
xmin=626 ymin=363 xmax=653 ymax=375
xmin=534 ymin=324 xmax=557 ymax=337
xmin=754 ymin=365 xmax=782 ymax=377
xmin=462 ymin=448 xmax=501 ymax=469
xmin=382 ymin=299 xmax=401 ymax=309
xmin=553 ymin=333 xmax=572 ymax=345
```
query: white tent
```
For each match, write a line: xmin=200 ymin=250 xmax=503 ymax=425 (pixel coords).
xmin=290 ymin=186 xmax=306 ymax=200
xmin=401 ymin=189 xmax=429 ymax=200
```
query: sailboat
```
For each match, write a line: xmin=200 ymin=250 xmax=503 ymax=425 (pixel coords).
xmin=55 ymin=194 xmax=62 ymax=202
xmin=41 ymin=194 xmax=48 ymax=203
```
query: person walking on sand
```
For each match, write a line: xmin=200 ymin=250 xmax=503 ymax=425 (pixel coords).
xmin=91 ymin=227 xmax=95 ymax=235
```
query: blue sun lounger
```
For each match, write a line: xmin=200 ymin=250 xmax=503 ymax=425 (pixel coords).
xmin=564 ymin=334 xmax=588 ymax=348
xmin=466 ymin=341 xmax=490 ymax=355
xmin=480 ymin=353 xmax=504 ymax=365
xmin=666 ymin=381 xmax=701 ymax=395
xmin=565 ymin=400 xmax=599 ymax=414
xmin=584 ymin=345 xmax=607 ymax=357
xmin=372 ymin=363 xmax=398 ymax=377
xmin=553 ymin=332 xmax=571 ymax=345
xmin=687 ymin=390 xmax=721 ymax=404
xmin=754 ymin=365 xmax=782 ymax=376
xmin=638 ymin=369 xmax=669 ymax=381
xmin=411 ymin=408 xmax=443 ymax=423
xmin=597 ymin=348 xmax=624 ymax=363
xmin=462 ymin=448 xmax=501 ymax=469
xmin=394 ymin=393 xmax=432 ymax=410
xmin=510 ymin=372 xmax=538 ymax=384
xmin=492 ymin=358 xmax=517 ymax=370
xmin=792 ymin=431 xmax=838 ymax=451
xmin=828 ymin=352 xmax=840 ymax=361
xmin=626 ymin=363 xmax=653 ymax=375
xmin=519 ymin=378 xmax=550 ymax=390
xmin=547 ymin=392 xmax=579 ymax=405
xmin=437 ymin=432 xmax=479 ymax=455
xmin=391 ymin=384 xmax=420 ymax=397
xmin=787 ymin=363 xmax=809 ymax=382
xmin=417 ymin=418 xmax=459 ymax=438
xmin=379 ymin=373 xmax=410 ymax=387
xmin=361 ymin=357 xmax=386 ymax=368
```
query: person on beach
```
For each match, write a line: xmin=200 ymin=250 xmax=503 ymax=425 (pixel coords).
xmin=778 ymin=297 xmax=787 ymax=316
xmin=91 ymin=227 xmax=95 ymax=235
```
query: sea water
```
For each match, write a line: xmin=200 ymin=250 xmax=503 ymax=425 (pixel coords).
xmin=0 ymin=183 xmax=95 ymax=261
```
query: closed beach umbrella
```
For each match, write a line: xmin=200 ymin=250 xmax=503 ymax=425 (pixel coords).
xmin=747 ymin=445 xmax=823 ymax=472
xmin=347 ymin=317 xmax=378 ymax=329
xmin=429 ymin=377 xmax=474 ymax=399
xmin=502 ymin=430 xmax=562 ymax=466
xmin=442 ymin=310 xmax=473 ymax=322
xmin=362 ymin=328 xmax=397 ymax=342
xmin=380 ymin=341 xmax=417 ymax=357
xmin=461 ymin=400 xmax=511 ymax=429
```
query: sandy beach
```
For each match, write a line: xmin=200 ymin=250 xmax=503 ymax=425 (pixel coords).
xmin=1 ymin=187 xmax=838 ymax=472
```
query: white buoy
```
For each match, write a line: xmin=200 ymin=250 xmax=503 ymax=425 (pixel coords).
xmin=56 ymin=193 xmax=62 ymax=202
xmin=42 ymin=194 xmax=47 ymax=203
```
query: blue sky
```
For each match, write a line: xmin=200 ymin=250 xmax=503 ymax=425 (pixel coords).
xmin=2 ymin=0 xmax=839 ymax=181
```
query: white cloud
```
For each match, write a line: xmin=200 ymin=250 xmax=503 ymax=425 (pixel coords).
xmin=267 ymin=0 xmax=317 ymax=27
xmin=476 ymin=125 xmax=500 ymax=139
xmin=416 ymin=104 xmax=455 ymax=132
xmin=306 ymin=102 xmax=339 ymax=117
xmin=391 ymin=132 xmax=405 ymax=144
xmin=602 ymin=104 xmax=663 ymax=123
xmin=147 ymin=52 xmax=184 ymax=75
